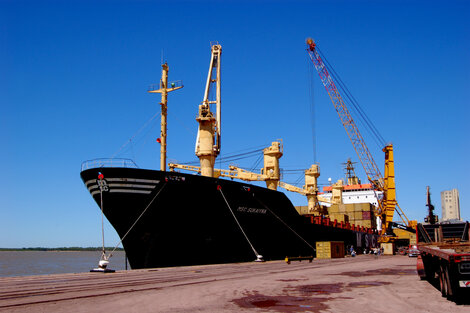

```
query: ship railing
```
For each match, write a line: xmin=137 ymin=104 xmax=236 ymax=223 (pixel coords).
xmin=81 ymin=158 xmax=139 ymax=172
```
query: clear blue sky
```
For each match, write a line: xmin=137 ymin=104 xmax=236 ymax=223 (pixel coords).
xmin=1 ymin=0 xmax=468 ymax=248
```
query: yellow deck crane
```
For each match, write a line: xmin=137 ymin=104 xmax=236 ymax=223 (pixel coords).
xmin=194 ymin=42 xmax=222 ymax=178
xmin=306 ymin=38 xmax=416 ymax=241
xmin=169 ymin=42 xmax=338 ymax=215
xmin=169 ymin=43 xmax=287 ymax=192
xmin=277 ymin=164 xmax=337 ymax=215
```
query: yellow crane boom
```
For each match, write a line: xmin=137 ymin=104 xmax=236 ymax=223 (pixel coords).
xmin=168 ymin=163 xmax=267 ymax=182
xmin=195 ymin=43 xmax=222 ymax=177
xmin=171 ymin=141 xmax=283 ymax=190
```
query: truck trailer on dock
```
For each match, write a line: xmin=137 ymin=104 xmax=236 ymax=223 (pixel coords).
xmin=416 ymin=222 xmax=470 ymax=301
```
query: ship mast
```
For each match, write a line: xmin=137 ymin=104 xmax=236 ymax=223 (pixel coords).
xmin=343 ymin=158 xmax=360 ymax=185
xmin=148 ymin=63 xmax=183 ymax=171
xmin=195 ymin=43 xmax=222 ymax=177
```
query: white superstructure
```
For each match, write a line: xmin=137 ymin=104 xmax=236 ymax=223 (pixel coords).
xmin=320 ymin=183 xmax=383 ymax=208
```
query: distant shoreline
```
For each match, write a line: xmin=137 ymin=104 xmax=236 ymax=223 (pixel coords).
xmin=0 ymin=247 xmax=124 ymax=252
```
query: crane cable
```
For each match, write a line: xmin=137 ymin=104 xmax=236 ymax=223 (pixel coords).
xmin=316 ymin=47 xmax=387 ymax=149
xmin=293 ymin=173 xmax=305 ymax=186
xmin=307 ymin=54 xmax=317 ymax=163
xmin=249 ymin=154 xmax=263 ymax=172
xmin=316 ymin=47 xmax=381 ymax=144
xmin=179 ymin=146 xmax=267 ymax=165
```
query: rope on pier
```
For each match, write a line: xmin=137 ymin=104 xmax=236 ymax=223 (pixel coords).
xmin=108 ymin=182 xmax=168 ymax=257
xmin=251 ymin=193 xmax=315 ymax=252
xmin=218 ymin=186 xmax=263 ymax=261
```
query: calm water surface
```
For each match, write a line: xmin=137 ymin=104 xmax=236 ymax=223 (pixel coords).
xmin=0 ymin=251 xmax=127 ymax=277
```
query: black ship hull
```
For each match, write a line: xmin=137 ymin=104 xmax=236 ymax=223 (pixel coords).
xmin=81 ymin=167 xmax=375 ymax=269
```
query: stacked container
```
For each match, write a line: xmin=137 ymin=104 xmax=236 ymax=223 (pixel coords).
xmin=328 ymin=203 xmax=376 ymax=228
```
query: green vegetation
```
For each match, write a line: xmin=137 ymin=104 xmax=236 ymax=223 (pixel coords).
xmin=0 ymin=247 xmax=124 ymax=251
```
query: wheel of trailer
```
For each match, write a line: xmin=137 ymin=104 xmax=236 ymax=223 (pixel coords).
xmin=444 ymin=266 xmax=455 ymax=300
xmin=439 ymin=266 xmax=448 ymax=297
xmin=417 ymin=255 xmax=426 ymax=280
xmin=420 ymin=254 xmax=434 ymax=282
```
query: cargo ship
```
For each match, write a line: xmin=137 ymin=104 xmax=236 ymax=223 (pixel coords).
xmin=80 ymin=43 xmax=378 ymax=269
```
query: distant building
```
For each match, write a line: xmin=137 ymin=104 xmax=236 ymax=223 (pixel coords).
xmin=441 ymin=189 xmax=460 ymax=221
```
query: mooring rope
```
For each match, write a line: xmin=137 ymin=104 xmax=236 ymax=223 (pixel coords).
xmin=107 ymin=182 xmax=168 ymax=257
xmin=251 ymin=193 xmax=315 ymax=251
xmin=100 ymin=189 xmax=105 ymax=255
xmin=218 ymin=187 xmax=261 ymax=259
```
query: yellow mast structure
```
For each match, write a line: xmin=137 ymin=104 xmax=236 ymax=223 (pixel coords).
xmin=195 ymin=43 xmax=222 ymax=177
xmin=148 ymin=63 xmax=183 ymax=171
xmin=260 ymin=141 xmax=283 ymax=190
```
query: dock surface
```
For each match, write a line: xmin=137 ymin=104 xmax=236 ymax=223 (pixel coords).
xmin=1 ymin=255 xmax=469 ymax=312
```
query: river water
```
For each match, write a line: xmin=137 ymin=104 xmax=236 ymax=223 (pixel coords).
xmin=0 ymin=251 xmax=127 ymax=277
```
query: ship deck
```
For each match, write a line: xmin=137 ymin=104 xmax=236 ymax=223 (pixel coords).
xmin=0 ymin=255 xmax=467 ymax=312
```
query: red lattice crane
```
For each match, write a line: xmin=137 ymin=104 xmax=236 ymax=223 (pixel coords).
xmin=306 ymin=38 xmax=413 ymax=236
xmin=306 ymin=38 xmax=383 ymax=189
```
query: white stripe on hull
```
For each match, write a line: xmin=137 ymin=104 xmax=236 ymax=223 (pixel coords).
xmin=87 ymin=183 xmax=157 ymax=192
xmin=85 ymin=178 xmax=160 ymax=187
xmin=91 ymin=189 xmax=153 ymax=196
xmin=85 ymin=177 xmax=160 ymax=196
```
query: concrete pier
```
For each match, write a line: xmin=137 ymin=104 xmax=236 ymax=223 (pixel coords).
xmin=0 ymin=255 xmax=468 ymax=312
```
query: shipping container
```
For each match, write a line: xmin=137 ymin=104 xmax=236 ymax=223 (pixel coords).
xmin=329 ymin=213 xmax=349 ymax=223
xmin=380 ymin=242 xmax=395 ymax=255
xmin=316 ymin=241 xmax=345 ymax=259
